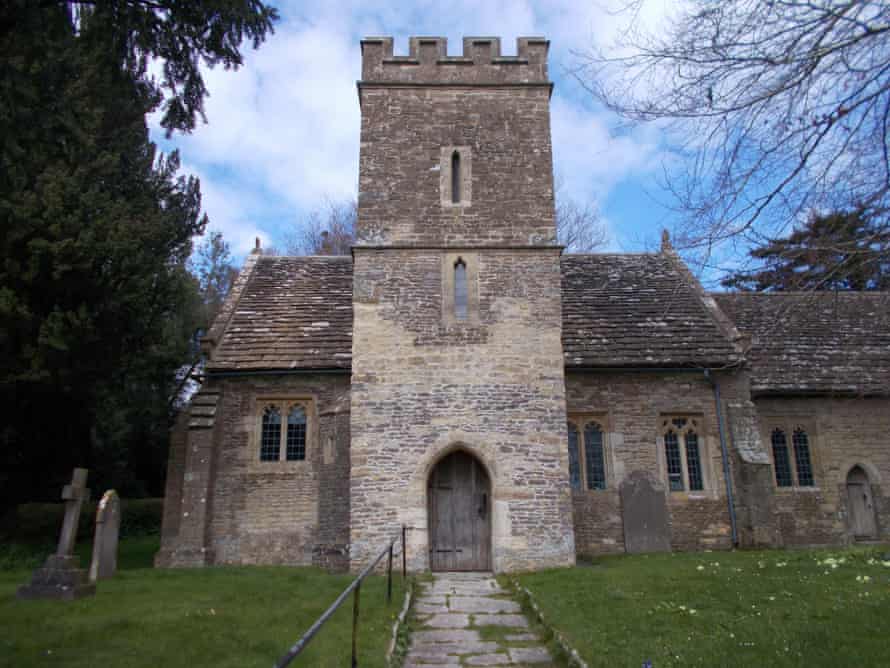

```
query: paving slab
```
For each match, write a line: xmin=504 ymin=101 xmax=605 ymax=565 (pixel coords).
xmin=464 ymin=653 xmax=511 ymax=665
xmin=412 ymin=629 xmax=481 ymax=644
xmin=449 ymin=596 xmax=521 ymax=613
xmin=424 ymin=613 xmax=471 ymax=628
xmin=472 ymin=613 xmax=529 ymax=628
xmin=508 ymin=646 xmax=553 ymax=664
xmin=409 ymin=641 xmax=502 ymax=656
xmin=405 ymin=574 xmax=551 ymax=668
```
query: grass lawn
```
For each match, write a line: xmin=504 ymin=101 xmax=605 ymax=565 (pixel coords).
xmin=0 ymin=537 xmax=405 ymax=668
xmin=516 ymin=545 xmax=890 ymax=667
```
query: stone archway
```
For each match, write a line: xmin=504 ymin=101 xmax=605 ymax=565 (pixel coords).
xmin=427 ymin=450 xmax=492 ymax=571
xmin=846 ymin=466 xmax=878 ymax=539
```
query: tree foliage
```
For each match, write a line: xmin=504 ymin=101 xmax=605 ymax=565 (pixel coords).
xmin=722 ymin=208 xmax=890 ymax=291
xmin=579 ymin=1 xmax=890 ymax=257
xmin=0 ymin=1 xmax=275 ymax=506
xmin=191 ymin=230 xmax=238 ymax=328
xmin=66 ymin=0 xmax=278 ymax=134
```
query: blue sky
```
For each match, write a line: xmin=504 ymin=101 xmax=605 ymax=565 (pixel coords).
xmin=150 ymin=0 xmax=679 ymax=259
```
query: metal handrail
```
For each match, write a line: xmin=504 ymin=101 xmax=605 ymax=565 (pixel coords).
xmin=273 ymin=526 xmax=407 ymax=668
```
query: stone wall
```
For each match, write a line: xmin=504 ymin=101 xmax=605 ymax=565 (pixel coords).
xmin=754 ymin=396 xmax=890 ymax=546
xmin=565 ymin=370 xmax=738 ymax=555
xmin=350 ymin=248 xmax=575 ymax=572
xmin=157 ymin=374 xmax=351 ymax=569
xmin=350 ymin=36 xmax=575 ymax=573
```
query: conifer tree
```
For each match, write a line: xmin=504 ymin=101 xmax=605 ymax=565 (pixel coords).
xmin=0 ymin=1 xmax=276 ymax=506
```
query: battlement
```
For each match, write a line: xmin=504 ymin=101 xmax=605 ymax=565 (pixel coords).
xmin=360 ymin=36 xmax=549 ymax=85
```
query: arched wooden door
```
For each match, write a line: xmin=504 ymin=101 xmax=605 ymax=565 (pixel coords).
xmin=846 ymin=466 xmax=877 ymax=539
xmin=428 ymin=451 xmax=491 ymax=571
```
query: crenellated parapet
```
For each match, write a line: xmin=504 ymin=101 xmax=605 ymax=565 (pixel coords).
xmin=360 ymin=36 xmax=549 ymax=85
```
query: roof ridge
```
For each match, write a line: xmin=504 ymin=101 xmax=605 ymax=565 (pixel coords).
xmin=712 ymin=290 xmax=889 ymax=297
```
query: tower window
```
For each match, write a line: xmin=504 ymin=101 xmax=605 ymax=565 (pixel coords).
xmin=451 ymin=151 xmax=461 ymax=203
xmin=454 ymin=259 xmax=467 ymax=320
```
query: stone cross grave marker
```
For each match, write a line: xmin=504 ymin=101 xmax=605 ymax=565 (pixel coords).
xmin=89 ymin=490 xmax=121 ymax=582
xmin=17 ymin=468 xmax=97 ymax=600
xmin=619 ymin=470 xmax=671 ymax=554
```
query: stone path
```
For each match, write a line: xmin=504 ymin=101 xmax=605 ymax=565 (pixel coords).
xmin=404 ymin=572 xmax=555 ymax=667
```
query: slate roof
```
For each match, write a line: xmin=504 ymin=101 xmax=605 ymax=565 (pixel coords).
xmin=208 ymin=256 xmax=353 ymax=371
xmin=561 ymin=254 xmax=741 ymax=368
xmin=714 ymin=292 xmax=890 ymax=396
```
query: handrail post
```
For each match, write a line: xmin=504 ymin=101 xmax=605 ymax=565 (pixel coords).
xmin=401 ymin=525 xmax=406 ymax=581
xmin=386 ymin=544 xmax=393 ymax=605
xmin=351 ymin=581 xmax=361 ymax=668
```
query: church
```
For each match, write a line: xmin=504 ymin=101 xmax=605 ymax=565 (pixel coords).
xmin=156 ymin=36 xmax=890 ymax=573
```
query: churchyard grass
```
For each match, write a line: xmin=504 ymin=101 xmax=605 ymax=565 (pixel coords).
xmin=515 ymin=545 xmax=890 ymax=668
xmin=0 ymin=536 xmax=404 ymax=668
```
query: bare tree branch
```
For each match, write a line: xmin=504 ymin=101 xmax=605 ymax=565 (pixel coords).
xmin=575 ymin=0 xmax=890 ymax=271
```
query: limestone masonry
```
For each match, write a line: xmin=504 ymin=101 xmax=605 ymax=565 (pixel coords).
xmin=156 ymin=36 xmax=890 ymax=572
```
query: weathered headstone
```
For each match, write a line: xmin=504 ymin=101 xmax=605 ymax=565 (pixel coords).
xmin=17 ymin=468 xmax=97 ymax=600
xmin=619 ymin=470 xmax=671 ymax=554
xmin=89 ymin=490 xmax=121 ymax=582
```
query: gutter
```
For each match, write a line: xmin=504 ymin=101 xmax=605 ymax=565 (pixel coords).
xmin=704 ymin=369 xmax=739 ymax=547
xmin=207 ymin=368 xmax=351 ymax=378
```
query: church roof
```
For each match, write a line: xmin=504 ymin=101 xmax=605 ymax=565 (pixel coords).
xmin=205 ymin=254 xmax=888 ymax=393
xmin=713 ymin=291 xmax=890 ymax=396
xmin=208 ymin=256 xmax=353 ymax=371
xmin=561 ymin=254 xmax=741 ymax=369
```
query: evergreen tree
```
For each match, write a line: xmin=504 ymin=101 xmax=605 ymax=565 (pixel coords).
xmin=722 ymin=210 xmax=890 ymax=292
xmin=0 ymin=2 xmax=276 ymax=507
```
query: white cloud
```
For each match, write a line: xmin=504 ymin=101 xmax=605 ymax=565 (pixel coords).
xmin=152 ymin=1 xmax=675 ymax=256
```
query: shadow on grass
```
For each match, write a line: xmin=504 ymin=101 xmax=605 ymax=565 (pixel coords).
xmin=1 ymin=536 xmax=406 ymax=668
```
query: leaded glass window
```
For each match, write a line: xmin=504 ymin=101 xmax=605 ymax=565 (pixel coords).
xmin=260 ymin=406 xmax=281 ymax=461
xmin=792 ymin=428 xmax=814 ymax=487
xmin=454 ymin=259 xmax=468 ymax=320
xmin=286 ymin=406 xmax=307 ymax=461
xmin=451 ymin=151 xmax=461 ymax=203
xmin=772 ymin=429 xmax=793 ymax=487
xmin=665 ymin=430 xmax=684 ymax=491
xmin=567 ymin=422 xmax=581 ymax=490
xmin=685 ymin=431 xmax=703 ymax=491
xmin=584 ymin=422 xmax=606 ymax=490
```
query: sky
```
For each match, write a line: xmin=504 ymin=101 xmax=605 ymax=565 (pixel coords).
xmin=150 ymin=0 xmax=680 ymax=260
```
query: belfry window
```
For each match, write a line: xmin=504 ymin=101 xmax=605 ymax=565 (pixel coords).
xmin=451 ymin=151 xmax=461 ymax=203
xmin=454 ymin=259 xmax=468 ymax=320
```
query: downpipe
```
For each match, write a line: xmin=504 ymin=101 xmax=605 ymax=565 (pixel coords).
xmin=705 ymin=369 xmax=739 ymax=547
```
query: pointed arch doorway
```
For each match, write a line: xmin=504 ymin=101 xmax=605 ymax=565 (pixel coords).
xmin=428 ymin=450 xmax=492 ymax=571
xmin=846 ymin=466 xmax=877 ymax=539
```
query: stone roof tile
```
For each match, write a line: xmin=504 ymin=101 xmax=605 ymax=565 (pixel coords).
xmin=208 ymin=256 xmax=353 ymax=371
xmin=561 ymin=254 xmax=741 ymax=368
xmin=713 ymin=292 xmax=890 ymax=396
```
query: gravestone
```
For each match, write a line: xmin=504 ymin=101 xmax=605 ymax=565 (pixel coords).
xmin=89 ymin=490 xmax=121 ymax=582
xmin=17 ymin=468 xmax=97 ymax=600
xmin=619 ymin=470 xmax=671 ymax=554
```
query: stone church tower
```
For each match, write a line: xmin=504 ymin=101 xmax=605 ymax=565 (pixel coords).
xmin=349 ymin=37 xmax=576 ymax=571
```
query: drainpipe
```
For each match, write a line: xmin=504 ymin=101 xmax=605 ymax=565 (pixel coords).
xmin=705 ymin=369 xmax=739 ymax=547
